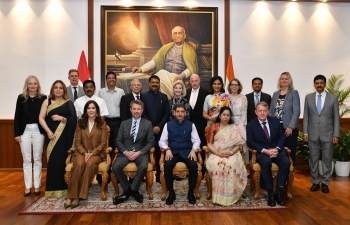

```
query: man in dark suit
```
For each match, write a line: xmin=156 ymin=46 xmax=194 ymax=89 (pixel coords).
xmin=120 ymin=78 xmax=143 ymax=122
xmin=67 ymin=69 xmax=84 ymax=102
xmin=185 ymin=74 xmax=208 ymax=175
xmin=246 ymin=77 xmax=271 ymax=123
xmin=247 ymin=101 xmax=290 ymax=207
xmin=159 ymin=104 xmax=201 ymax=205
xmin=112 ymin=100 xmax=155 ymax=205
xmin=142 ymin=75 xmax=169 ymax=182
xmin=303 ymin=74 xmax=340 ymax=194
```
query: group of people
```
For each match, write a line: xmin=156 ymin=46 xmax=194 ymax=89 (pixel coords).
xmin=14 ymin=24 xmax=339 ymax=208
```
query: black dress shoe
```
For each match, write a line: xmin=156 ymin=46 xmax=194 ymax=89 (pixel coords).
xmin=113 ymin=189 xmax=132 ymax=205
xmin=322 ymin=183 xmax=329 ymax=193
xmin=187 ymin=189 xmax=196 ymax=204
xmin=275 ymin=193 xmax=285 ymax=206
xmin=310 ymin=183 xmax=320 ymax=192
xmin=24 ymin=192 xmax=31 ymax=197
xmin=166 ymin=190 xmax=176 ymax=205
xmin=132 ymin=191 xmax=143 ymax=203
xmin=34 ymin=191 xmax=41 ymax=195
xmin=267 ymin=192 xmax=276 ymax=207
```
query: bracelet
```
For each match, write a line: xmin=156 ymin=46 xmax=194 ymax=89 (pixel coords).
xmin=230 ymin=151 xmax=234 ymax=156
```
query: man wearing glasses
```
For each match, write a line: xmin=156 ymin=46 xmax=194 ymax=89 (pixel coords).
xmin=120 ymin=79 xmax=144 ymax=122
xmin=246 ymin=77 xmax=271 ymax=123
xmin=247 ymin=101 xmax=290 ymax=207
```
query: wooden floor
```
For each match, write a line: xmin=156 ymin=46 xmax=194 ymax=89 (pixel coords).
xmin=0 ymin=170 xmax=349 ymax=225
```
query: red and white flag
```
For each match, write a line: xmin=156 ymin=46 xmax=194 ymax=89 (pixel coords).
xmin=77 ymin=51 xmax=90 ymax=83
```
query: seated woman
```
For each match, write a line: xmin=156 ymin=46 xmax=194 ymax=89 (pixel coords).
xmin=206 ymin=106 xmax=247 ymax=206
xmin=168 ymin=80 xmax=190 ymax=120
xmin=64 ymin=100 xmax=107 ymax=209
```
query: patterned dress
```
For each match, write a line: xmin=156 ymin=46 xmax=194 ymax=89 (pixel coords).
xmin=206 ymin=124 xmax=247 ymax=206
xmin=203 ymin=93 xmax=231 ymax=125
xmin=168 ymin=97 xmax=191 ymax=120
xmin=229 ymin=94 xmax=247 ymax=126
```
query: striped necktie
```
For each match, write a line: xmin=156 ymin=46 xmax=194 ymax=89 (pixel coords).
xmin=130 ymin=121 xmax=137 ymax=151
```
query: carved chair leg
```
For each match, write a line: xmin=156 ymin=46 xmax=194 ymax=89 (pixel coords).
xmin=160 ymin=172 xmax=167 ymax=201
xmin=205 ymin=171 xmax=212 ymax=200
xmin=287 ymin=171 xmax=294 ymax=200
xmin=146 ymin=171 xmax=153 ymax=200
xmin=253 ymin=171 xmax=260 ymax=200
xmin=100 ymin=171 xmax=108 ymax=201
xmin=195 ymin=171 xmax=202 ymax=200
xmin=110 ymin=171 xmax=119 ymax=200
xmin=64 ymin=171 xmax=71 ymax=187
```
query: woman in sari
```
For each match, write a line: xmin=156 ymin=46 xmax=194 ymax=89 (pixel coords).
xmin=39 ymin=80 xmax=77 ymax=197
xmin=206 ymin=106 xmax=247 ymax=206
xmin=64 ymin=100 xmax=107 ymax=209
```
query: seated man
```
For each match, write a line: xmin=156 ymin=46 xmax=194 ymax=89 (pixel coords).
xmin=159 ymin=103 xmax=200 ymax=205
xmin=246 ymin=101 xmax=290 ymax=207
xmin=112 ymin=100 xmax=155 ymax=205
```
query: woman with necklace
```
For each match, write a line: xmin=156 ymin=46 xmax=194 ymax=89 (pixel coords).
xmin=206 ymin=107 xmax=247 ymax=206
xmin=203 ymin=76 xmax=231 ymax=125
xmin=39 ymin=80 xmax=77 ymax=198
xmin=168 ymin=80 xmax=190 ymax=120
xmin=64 ymin=100 xmax=107 ymax=209
xmin=269 ymin=72 xmax=300 ymax=166
xmin=14 ymin=75 xmax=47 ymax=197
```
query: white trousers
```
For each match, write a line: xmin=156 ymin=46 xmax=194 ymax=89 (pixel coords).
xmin=20 ymin=123 xmax=44 ymax=189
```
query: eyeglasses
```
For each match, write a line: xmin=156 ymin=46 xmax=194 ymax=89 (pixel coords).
xmin=230 ymin=84 xmax=239 ymax=87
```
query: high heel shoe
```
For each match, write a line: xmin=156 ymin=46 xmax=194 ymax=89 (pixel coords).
xmin=24 ymin=191 xmax=31 ymax=197
xmin=64 ymin=200 xmax=72 ymax=209
xmin=71 ymin=199 xmax=79 ymax=209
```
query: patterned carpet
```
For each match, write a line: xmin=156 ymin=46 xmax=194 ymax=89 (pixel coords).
xmin=19 ymin=179 xmax=288 ymax=214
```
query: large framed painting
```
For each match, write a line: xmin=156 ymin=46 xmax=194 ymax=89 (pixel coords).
xmin=101 ymin=6 xmax=218 ymax=98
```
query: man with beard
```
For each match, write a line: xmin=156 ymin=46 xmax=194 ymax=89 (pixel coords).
xmin=303 ymin=74 xmax=340 ymax=194
xmin=74 ymin=80 xmax=109 ymax=119
xmin=142 ymin=75 xmax=169 ymax=182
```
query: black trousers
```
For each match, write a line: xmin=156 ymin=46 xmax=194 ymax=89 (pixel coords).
xmin=284 ymin=127 xmax=298 ymax=167
xmin=164 ymin=153 xmax=198 ymax=191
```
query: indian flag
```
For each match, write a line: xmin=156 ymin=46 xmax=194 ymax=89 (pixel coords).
xmin=225 ymin=55 xmax=235 ymax=91
xmin=115 ymin=50 xmax=121 ymax=61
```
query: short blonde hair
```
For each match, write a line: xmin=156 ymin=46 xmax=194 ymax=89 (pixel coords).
xmin=21 ymin=75 xmax=44 ymax=101
xmin=171 ymin=80 xmax=187 ymax=97
xmin=227 ymin=78 xmax=243 ymax=94
xmin=278 ymin=72 xmax=294 ymax=90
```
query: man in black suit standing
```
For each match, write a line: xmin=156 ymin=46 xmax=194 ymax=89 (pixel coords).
xmin=246 ymin=77 xmax=271 ymax=123
xmin=112 ymin=100 xmax=155 ymax=205
xmin=247 ymin=101 xmax=290 ymax=207
xmin=185 ymin=74 xmax=208 ymax=174
xmin=120 ymin=79 xmax=143 ymax=122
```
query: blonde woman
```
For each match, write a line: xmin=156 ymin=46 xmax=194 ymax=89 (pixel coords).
xmin=168 ymin=80 xmax=190 ymax=120
xmin=39 ymin=80 xmax=77 ymax=197
xmin=14 ymin=75 xmax=47 ymax=196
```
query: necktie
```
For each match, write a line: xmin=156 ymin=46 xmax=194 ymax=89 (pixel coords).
xmin=262 ymin=122 xmax=270 ymax=142
xmin=317 ymin=94 xmax=322 ymax=115
xmin=73 ymin=87 xmax=78 ymax=101
xmin=190 ymin=90 xmax=197 ymax=109
xmin=130 ymin=121 xmax=137 ymax=151
xmin=255 ymin=94 xmax=259 ymax=107
xmin=136 ymin=95 xmax=140 ymax=100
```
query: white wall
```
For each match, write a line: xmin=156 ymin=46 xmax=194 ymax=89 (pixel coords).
xmin=231 ymin=0 xmax=350 ymax=115
xmin=1 ymin=0 xmax=349 ymax=118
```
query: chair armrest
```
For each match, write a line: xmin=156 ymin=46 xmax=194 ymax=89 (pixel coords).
xmin=197 ymin=148 xmax=203 ymax=165
xmin=105 ymin=147 xmax=112 ymax=166
xmin=149 ymin=147 xmax=155 ymax=167
xmin=249 ymin=148 xmax=257 ymax=165
xmin=159 ymin=148 xmax=166 ymax=166
xmin=239 ymin=145 xmax=247 ymax=165
xmin=284 ymin=147 xmax=293 ymax=166
xmin=65 ymin=148 xmax=75 ymax=165
xmin=112 ymin=148 xmax=119 ymax=165
xmin=203 ymin=146 xmax=209 ymax=167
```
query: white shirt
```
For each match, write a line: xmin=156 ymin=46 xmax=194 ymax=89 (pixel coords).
xmin=132 ymin=92 xmax=141 ymax=100
xmin=189 ymin=87 xmax=199 ymax=109
xmin=315 ymin=91 xmax=326 ymax=109
xmin=70 ymin=86 xmax=80 ymax=96
xmin=98 ymin=87 xmax=125 ymax=118
xmin=74 ymin=95 xmax=109 ymax=118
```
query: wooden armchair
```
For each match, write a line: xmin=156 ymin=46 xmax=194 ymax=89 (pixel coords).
xmin=250 ymin=147 xmax=294 ymax=200
xmin=159 ymin=148 xmax=203 ymax=201
xmin=64 ymin=126 xmax=112 ymax=201
xmin=110 ymin=147 xmax=156 ymax=200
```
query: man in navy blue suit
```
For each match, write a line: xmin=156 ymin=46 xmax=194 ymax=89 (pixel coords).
xmin=247 ymin=101 xmax=290 ymax=207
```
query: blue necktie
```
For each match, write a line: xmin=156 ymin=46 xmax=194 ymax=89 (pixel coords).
xmin=317 ymin=94 xmax=322 ymax=115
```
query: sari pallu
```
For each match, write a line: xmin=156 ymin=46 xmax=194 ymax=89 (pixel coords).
xmin=206 ymin=124 xmax=247 ymax=206
xmin=45 ymin=99 xmax=77 ymax=197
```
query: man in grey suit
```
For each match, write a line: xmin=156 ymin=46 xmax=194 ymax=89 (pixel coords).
xmin=67 ymin=69 xmax=84 ymax=102
xmin=112 ymin=100 xmax=155 ymax=204
xmin=303 ymin=74 xmax=340 ymax=193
